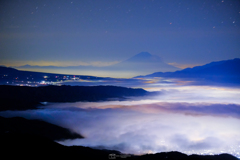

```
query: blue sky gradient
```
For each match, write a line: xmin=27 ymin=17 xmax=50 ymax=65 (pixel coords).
xmin=0 ymin=0 xmax=240 ymax=72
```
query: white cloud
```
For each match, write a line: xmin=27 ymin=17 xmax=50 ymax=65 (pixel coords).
xmin=1 ymin=101 xmax=239 ymax=156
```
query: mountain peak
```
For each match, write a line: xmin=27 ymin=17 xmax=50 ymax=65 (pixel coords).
xmin=136 ymin=52 xmax=152 ymax=57
xmin=111 ymin=52 xmax=179 ymax=74
xmin=126 ymin=52 xmax=160 ymax=62
xmin=130 ymin=52 xmax=154 ymax=60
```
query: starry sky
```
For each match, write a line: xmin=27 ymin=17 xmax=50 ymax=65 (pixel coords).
xmin=0 ymin=0 xmax=240 ymax=69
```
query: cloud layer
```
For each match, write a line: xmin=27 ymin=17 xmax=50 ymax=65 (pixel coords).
xmin=0 ymin=84 xmax=239 ymax=157
xmin=1 ymin=101 xmax=239 ymax=156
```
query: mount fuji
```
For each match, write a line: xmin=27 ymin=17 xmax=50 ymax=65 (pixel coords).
xmin=110 ymin=52 xmax=179 ymax=73
xmin=15 ymin=52 xmax=179 ymax=78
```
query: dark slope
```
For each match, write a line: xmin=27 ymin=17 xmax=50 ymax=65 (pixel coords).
xmin=136 ymin=58 xmax=240 ymax=85
xmin=130 ymin=152 xmax=238 ymax=160
xmin=0 ymin=66 xmax=113 ymax=84
xmin=0 ymin=66 xmax=108 ymax=79
xmin=0 ymin=85 xmax=148 ymax=111
xmin=0 ymin=66 xmax=62 ymax=83
xmin=0 ymin=132 xmax=121 ymax=159
xmin=0 ymin=116 xmax=83 ymax=141
xmin=0 ymin=133 xmax=238 ymax=160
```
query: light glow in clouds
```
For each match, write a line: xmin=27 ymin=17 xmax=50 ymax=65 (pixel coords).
xmin=0 ymin=83 xmax=240 ymax=158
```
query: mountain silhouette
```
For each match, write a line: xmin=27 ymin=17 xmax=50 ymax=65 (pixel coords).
xmin=0 ymin=85 xmax=150 ymax=111
xmin=136 ymin=58 xmax=240 ymax=85
xmin=113 ymin=52 xmax=178 ymax=70
xmin=123 ymin=52 xmax=162 ymax=63
xmin=110 ymin=52 xmax=179 ymax=74
xmin=0 ymin=65 xmax=116 ymax=85
xmin=0 ymin=116 xmax=83 ymax=141
xmin=14 ymin=52 xmax=179 ymax=77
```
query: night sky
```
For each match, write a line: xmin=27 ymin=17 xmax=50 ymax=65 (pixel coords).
xmin=0 ymin=0 xmax=240 ymax=70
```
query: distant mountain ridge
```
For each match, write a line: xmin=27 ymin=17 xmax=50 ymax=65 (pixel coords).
xmin=137 ymin=58 xmax=240 ymax=77
xmin=13 ymin=52 xmax=179 ymax=77
xmin=136 ymin=58 xmax=240 ymax=85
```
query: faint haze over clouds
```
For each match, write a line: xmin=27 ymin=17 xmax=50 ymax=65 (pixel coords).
xmin=0 ymin=0 xmax=240 ymax=74
xmin=2 ymin=60 xmax=120 ymax=67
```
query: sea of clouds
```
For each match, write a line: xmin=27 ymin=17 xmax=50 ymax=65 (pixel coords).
xmin=0 ymin=83 xmax=240 ymax=157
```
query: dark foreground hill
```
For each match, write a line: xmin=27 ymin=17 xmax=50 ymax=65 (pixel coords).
xmin=0 ymin=116 xmax=83 ymax=140
xmin=0 ymin=85 xmax=149 ymax=111
xmin=0 ymin=132 xmax=238 ymax=160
